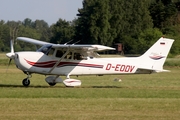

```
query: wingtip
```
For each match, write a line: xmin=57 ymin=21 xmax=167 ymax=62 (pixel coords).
xmin=92 ymin=45 xmax=115 ymax=51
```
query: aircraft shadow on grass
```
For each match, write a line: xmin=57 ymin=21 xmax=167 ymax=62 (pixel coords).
xmin=0 ymin=84 xmax=122 ymax=88
xmin=91 ymin=86 xmax=122 ymax=88
xmin=0 ymin=84 xmax=60 ymax=88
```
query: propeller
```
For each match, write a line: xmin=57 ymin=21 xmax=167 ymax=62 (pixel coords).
xmin=6 ymin=39 xmax=15 ymax=71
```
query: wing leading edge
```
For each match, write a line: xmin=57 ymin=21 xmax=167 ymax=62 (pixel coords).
xmin=16 ymin=37 xmax=115 ymax=52
xmin=17 ymin=37 xmax=52 ymax=46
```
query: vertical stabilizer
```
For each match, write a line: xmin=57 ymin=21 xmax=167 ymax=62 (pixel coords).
xmin=138 ymin=37 xmax=174 ymax=71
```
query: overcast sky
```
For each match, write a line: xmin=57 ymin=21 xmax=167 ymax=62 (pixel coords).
xmin=0 ymin=0 xmax=83 ymax=25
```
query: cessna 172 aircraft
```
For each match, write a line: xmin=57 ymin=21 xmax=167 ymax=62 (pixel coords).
xmin=6 ymin=37 xmax=174 ymax=87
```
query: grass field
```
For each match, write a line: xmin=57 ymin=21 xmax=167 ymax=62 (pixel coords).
xmin=0 ymin=52 xmax=180 ymax=120
xmin=0 ymin=65 xmax=180 ymax=120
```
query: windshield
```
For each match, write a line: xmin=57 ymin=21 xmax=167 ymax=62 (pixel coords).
xmin=37 ymin=44 xmax=52 ymax=55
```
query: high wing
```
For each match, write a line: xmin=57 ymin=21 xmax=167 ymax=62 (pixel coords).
xmin=17 ymin=37 xmax=52 ymax=46
xmin=52 ymin=44 xmax=115 ymax=57
xmin=17 ymin=37 xmax=115 ymax=57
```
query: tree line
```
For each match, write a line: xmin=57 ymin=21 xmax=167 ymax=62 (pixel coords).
xmin=1 ymin=0 xmax=180 ymax=56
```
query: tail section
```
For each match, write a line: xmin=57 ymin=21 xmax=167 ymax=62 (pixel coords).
xmin=138 ymin=37 xmax=174 ymax=72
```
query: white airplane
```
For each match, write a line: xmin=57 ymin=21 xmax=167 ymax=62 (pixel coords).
xmin=6 ymin=37 xmax=174 ymax=87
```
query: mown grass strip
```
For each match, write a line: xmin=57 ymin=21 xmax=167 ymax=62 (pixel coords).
xmin=0 ymin=98 xmax=179 ymax=120
xmin=0 ymin=59 xmax=180 ymax=119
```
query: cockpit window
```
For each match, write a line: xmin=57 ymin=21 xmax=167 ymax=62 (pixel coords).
xmin=74 ymin=53 xmax=82 ymax=60
xmin=56 ymin=50 xmax=64 ymax=58
xmin=37 ymin=44 xmax=53 ymax=55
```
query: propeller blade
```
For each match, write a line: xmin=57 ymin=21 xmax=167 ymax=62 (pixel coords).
xmin=10 ymin=39 xmax=14 ymax=53
xmin=6 ymin=39 xmax=15 ymax=73
xmin=6 ymin=39 xmax=15 ymax=59
xmin=6 ymin=58 xmax=12 ymax=72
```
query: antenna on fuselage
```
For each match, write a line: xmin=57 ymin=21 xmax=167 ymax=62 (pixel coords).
xmin=64 ymin=39 xmax=73 ymax=45
xmin=72 ymin=40 xmax=80 ymax=45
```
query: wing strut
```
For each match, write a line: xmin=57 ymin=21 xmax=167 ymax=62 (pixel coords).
xmin=48 ymin=48 xmax=70 ymax=73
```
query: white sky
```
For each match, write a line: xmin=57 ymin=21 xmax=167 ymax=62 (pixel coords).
xmin=0 ymin=0 xmax=83 ymax=25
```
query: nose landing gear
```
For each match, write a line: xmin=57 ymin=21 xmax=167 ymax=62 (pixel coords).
xmin=22 ymin=73 xmax=31 ymax=87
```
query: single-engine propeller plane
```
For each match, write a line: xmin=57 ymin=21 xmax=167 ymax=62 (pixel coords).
xmin=6 ymin=37 xmax=174 ymax=87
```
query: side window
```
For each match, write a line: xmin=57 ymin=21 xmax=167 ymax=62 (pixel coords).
xmin=55 ymin=51 xmax=86 ymax=60
xmin=47 ymin=48 xmax=55 ymax=56
xmin=56 ymin=50 xmax=64 ymax=58
xmin=65 ymin=52 xmax=72 ymax=59
xmin=74 ymin=53 xmax=83 ymax=60
xmin=55 ymin=50 xmax=72 ymax=59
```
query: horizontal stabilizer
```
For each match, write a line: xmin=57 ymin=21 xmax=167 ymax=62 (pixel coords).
xmin=136 ymin=67 xmax=171 ymax=74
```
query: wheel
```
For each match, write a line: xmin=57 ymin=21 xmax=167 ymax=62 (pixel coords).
xmin=22 ymin=78 xmax=30 ymax=87
xmin=48 ymin=83 xmax=56 ymax=86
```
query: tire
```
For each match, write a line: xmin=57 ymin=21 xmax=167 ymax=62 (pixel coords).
xmin=22 ymin=78 xmax=30 ymax=87
xmin=48 ymin=83 xmax=56 ymax=86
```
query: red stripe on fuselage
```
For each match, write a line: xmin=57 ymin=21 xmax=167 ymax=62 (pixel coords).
xmin=24 ymin=59 xmax=104 ymax=68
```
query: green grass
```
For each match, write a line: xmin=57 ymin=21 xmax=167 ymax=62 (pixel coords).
xmin=0 ymin=65 xmax=180 ymax=120
xmin=0 ymin=52 xmax=180 ymax=120
xmin=0 ymin=98 xmax=179 ymax=120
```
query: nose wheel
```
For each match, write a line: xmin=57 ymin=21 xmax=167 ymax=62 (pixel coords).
xmin=22 ymin=78 xmax=30 ymax=86
xmin=22 ymin=73 xmax=31 ymax=87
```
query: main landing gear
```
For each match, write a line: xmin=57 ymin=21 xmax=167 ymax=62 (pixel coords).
xmin=22 ymin=73 xmax=31 ymax=87
xmin=48 ymin=82 xmax=56 ymax=86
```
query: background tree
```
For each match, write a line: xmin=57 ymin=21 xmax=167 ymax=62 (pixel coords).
xmin=137 ymin=28 xmax=163 ymax=54
xmin=50 ymin=19 xmax=75 ymax=44
xmin=22 ymin=18 xmax=33 ymax=27
xmin=0 ymin=20 xmax=10 ymax=52
xmin=76 ymin=0 xmax=113 ymax=44
xmin=149 ymin=0 xmax=177 ymax=29
xmin=32 ymin=20 xmax=51 ymax=42
xmin=76 ymin=0 xmax=153 ymax=54
xmin=1 ymin=0 xmax=180 ymax=55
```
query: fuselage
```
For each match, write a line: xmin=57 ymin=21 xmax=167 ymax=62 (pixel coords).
xmin=14 ymin=51 xmax=147 ymax=76
xmin=5 ymin=37 xmax=174 ymax=87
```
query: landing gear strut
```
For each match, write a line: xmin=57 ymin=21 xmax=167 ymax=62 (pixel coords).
xmin=22 ymin=73 xmax=31 ymax=87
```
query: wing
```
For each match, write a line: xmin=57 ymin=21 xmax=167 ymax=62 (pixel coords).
xmin=53 ymin=44 xmax=115 ymax=57
xmin=52 ymin=44 xmax=115 ymax=51
xmin=16 ymin=37 xmax=115 ymax=57
xmin=17 ymin=37 xmax=53 ymax=46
